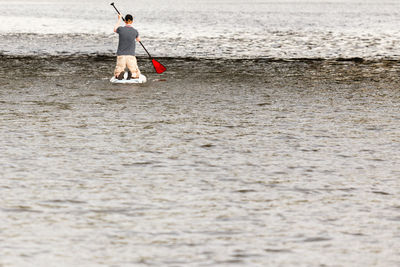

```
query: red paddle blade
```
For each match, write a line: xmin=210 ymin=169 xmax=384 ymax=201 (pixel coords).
xmin=152 ymin=59 xmax=166 ymax=74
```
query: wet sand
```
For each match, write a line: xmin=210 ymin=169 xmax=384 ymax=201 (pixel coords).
xmin=1 ymin=57 xmax=400 ymax=266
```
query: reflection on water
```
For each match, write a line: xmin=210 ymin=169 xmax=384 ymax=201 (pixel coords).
xmin=1 ymin=57 xmax=400 ymax=266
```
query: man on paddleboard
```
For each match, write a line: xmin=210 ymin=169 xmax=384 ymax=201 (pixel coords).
xmin=114 ymin=14 xmax=141 ymax=80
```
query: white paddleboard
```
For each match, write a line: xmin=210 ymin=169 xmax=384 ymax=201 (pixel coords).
xmin=110 ymin=73 xmax=147 ymax=84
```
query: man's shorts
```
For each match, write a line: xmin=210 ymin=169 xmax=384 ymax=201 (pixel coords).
xmin=114 ymin=55 xmax=141 ymax=78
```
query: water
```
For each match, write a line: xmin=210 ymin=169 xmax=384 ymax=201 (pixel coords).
xmin=1 ymin=0 xmax=400 ymax=58
xmin=1 ymin=0 xmax=400 ymax=266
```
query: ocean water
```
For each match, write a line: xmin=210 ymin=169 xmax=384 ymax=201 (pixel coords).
xmin=1 ymin=1 xmax=400 ymax=267
xmin=1 ymin=0 xmax=400 ymax=58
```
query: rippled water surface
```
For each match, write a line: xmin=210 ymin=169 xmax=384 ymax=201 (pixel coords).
xmin=1 ymin=57 xmax=400 ymax=266
xmin=1 ymin=0 xmax=400 ymax=58
xmin=1 ymin=0 xmax=400 ymax=266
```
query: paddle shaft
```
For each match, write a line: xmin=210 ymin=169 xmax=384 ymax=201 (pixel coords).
xmin=110 ymin=3 xmax=125 ymax=21
xmin=139 ymin=41 xmax=152 ymax=58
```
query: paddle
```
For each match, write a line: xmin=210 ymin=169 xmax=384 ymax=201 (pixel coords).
xmin=110 ymin=2 xmax=166 ymax=74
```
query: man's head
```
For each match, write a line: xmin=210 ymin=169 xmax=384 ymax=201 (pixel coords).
xmin=125 ymin=14 xmax=133 ymax=24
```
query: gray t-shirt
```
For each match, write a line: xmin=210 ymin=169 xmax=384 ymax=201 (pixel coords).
xmin=116 ymin=26 xmax=139 ymax=56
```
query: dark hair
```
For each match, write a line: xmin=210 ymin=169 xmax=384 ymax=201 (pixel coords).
xmin=125 ymin=14 xmax=133 ymax=21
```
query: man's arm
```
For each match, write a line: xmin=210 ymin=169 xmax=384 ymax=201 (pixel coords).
xmin=114 ymin=14 xmax=122 ymax=33
xmin=136 ymin=36 xmax=141 ymax=42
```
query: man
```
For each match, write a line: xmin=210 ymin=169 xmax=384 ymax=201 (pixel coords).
xmin=114 ymin=14 xmax=141 ymax=80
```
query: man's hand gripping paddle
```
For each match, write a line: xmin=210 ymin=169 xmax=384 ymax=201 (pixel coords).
xmin=110 ymin=2 xmax=166 ymax=74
